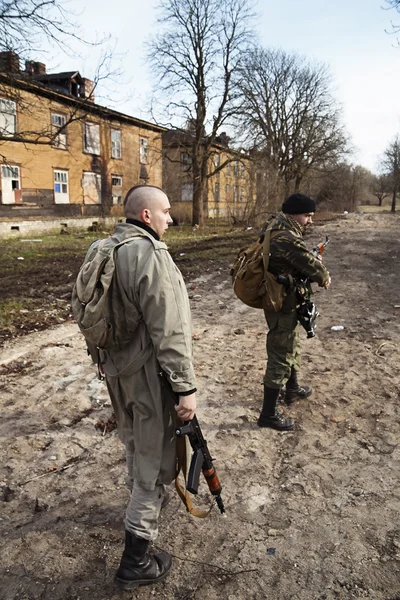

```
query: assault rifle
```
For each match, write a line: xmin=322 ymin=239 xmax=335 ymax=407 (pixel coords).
xmin=277 ymin=234 xmax=330 ymax=339
xmin=175 ymin=415 xmax=225 ymax=514
xmin=312 ymin=234 xmax=329 ymax=258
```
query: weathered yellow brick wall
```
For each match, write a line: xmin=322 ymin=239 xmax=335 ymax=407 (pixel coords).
xmin=163 ymin=143 xmax=254 ymax=222
xmin=0 ymin=84 xmax=163 ymax=211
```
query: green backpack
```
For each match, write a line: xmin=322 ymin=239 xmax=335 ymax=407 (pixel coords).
xmin=230 ymin=228 xmax=285 ymax=312
xmin=71 ymin=234 xmax=143 ymax=350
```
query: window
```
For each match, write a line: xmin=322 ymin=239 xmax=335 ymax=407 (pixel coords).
xmin=0 ymin=99 xmax=16 ymax=136
xmin=51 ymin=113 xmax=67 ymax=149
xmin=82 ymin=171 xmax=102 ymax=204
xmin=234 ymin=161 xmax=239 ymax=177
xmin=227 ymin=163 xmax=231 ymax=176
xmin=240 ymin=162 xmax=245 ymax=178
xmin=112 ymin=175 xmax=123 ymax=204
xmin=226 ymin=184 xmax=231 ymax=194
xmin=83 ymin=122 xmax=100 ymax=155
xmin=214 ymin=154 xmax=220 ymax=168
xmin=54 ymin=170 xmax=69 ymax=203
xmin=234 ymin=186 xmax=238 ymax=202
xmin=1 ymin=165 xmax=21 ymax=204
xmin=214 ymin=182 xmax=220 ymax=202
xmin=181 ymin=182 xmax=193 ymax=202
xmin=112 ymin=175 xmax=123 ymax=187
xmin=240 ymin=187 xmax=245 ymax=202
xmin=139 ymin=137 xmax=148 ymax=164
xmin=111 ymin=129 xmax=121 ymax=159
xmin=181 ymin=152 xmax=192 ymax=172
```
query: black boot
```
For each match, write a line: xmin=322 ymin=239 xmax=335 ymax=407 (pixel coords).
xmin=257 ymin=386 xmax=294 ymax=431
xmin=114 ymin=531 xmax=172 ymax=590
xmin=285 ymin=368 xmax=312 ymax=405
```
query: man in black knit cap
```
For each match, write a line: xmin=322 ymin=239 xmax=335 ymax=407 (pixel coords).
xmin=258 ymin=193 xmax=331 ymax=431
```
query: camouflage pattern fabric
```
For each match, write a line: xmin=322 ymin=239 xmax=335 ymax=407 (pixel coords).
xmin=262 ymin=212 xmax=329 ymax=389
xmin=267 ymin=212 xmax=330 ymax=285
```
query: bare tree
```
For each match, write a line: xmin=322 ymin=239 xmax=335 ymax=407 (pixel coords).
xmin=148 ymin=0 xmax=255 ymax=225
xmin=382 ymin=135 xmax=400 ymax=212
xmin=235 ymin=47 xmax=349 ymax=200
xmin=0 ymin=0 xmax=105 ymax=55
xmin=371 ymin=173 xmax=391 ymax=207
xmin=314 ymin=163 xmax=370 ymax=212
xmin=0 ymin=0 xmax=121 ymax=155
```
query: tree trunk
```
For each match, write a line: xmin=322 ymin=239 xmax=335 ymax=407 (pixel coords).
xmin=391 ymin=187 xmax=397 ymax=213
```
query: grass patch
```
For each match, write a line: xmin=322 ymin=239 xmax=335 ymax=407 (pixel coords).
xmin=0 ymin=224 xmax=255 ymax=346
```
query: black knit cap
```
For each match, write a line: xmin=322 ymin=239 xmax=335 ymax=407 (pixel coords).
xmin=281 ymin=193 xmax=316 ymax=215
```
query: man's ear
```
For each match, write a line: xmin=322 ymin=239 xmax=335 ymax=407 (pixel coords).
xmin=141 ymin=208 xmax=151 ymax=224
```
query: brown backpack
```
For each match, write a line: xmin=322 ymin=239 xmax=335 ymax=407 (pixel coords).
xmin=231 ymin=229 xmax=285 ymax=312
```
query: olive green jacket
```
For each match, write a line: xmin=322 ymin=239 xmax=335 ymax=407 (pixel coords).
xmin=267 ymin=212 xmax=329 ymax=286
xmin=97 ymin=222 xmax=195 ymax=489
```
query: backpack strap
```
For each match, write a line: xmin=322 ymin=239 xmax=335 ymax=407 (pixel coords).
xmin=262 ymin=229 xmax=280 ymax=274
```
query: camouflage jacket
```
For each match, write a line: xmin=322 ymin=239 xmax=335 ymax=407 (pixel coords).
xmin=265 ymin=212 xmax=329 ymax=287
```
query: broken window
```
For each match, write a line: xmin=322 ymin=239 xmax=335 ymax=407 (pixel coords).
xmin=181 ymin=152 xmax=192 ymax=172
xmin=139 ymin=137 xmax=148 ymax=164
xmin=181 ymin=182 xmax=193 ymax=202
xmin=1 ymin=165 xmax=20 ymax=204
xmin=111 ymin=175 xmax=122 ymax=187
xmin=111 ymin=129 xmax=122 ymax=159
xmin=83 ymin=122 xmax=101 ymax=155
xmin=82 ymin=171 xmax=102 ymax=204
xmin=51 ymin=113 xmax=67 ymax=149
xmin=112 ymin=174 xmax=123 ymax=204
xmin=0 ymin=99 xmax=17 ymax=136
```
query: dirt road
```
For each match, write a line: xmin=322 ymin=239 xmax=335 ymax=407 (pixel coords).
xmin=1 ymin=212 xmax=399 ymax=600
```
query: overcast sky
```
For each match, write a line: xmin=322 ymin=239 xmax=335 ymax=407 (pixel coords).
xmin=40 ymin=0 xmax=400 ymax=173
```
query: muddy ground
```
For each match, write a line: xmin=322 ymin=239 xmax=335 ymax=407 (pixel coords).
xmin=0 ymin=212 xmax=399 ymax=600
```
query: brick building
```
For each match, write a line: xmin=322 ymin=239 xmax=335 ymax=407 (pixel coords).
xmin=162 ymin=129 xmax=255 ymax=223
xmin=0 ymin=52 xmax=165 ymax=221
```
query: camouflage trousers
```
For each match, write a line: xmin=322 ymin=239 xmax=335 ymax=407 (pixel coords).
xmin=263 ymin=293 xmax=301 ymax=389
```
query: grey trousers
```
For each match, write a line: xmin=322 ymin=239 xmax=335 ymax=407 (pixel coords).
xmin=125 ymin=451 xmax=165 ymax=541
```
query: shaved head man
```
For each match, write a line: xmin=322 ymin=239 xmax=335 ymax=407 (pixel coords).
xmin=124 ymin=185 xmax=173 ymax=239
xmin=79 ymin=184 xmax=197 ymax=589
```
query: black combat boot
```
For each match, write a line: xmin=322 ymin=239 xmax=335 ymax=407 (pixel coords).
xmin=257 ymin=386 xmax=294 ymax=431
xmin=114 ymin=530 xmax=172 ymax=590
xmin=285 ymin=367 xmax=312 ymax=405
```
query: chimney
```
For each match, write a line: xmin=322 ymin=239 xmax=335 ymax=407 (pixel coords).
xmin=25 ymin=61 xmax=46 ymax=76
xmin=80 ymin=78 xmax=95 ymax=102
xmin=0 ymin=51 xmax=20 ymax=73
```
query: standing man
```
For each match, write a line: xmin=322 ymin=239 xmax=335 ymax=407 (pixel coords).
xmin=257 ymin=193 xmax=331 ymax=431
xmin=93 ymin=185 xmax=196 ymax=590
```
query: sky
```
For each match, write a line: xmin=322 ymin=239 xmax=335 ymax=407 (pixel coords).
xmin=38 ymin=0 xmax=400 ymax=173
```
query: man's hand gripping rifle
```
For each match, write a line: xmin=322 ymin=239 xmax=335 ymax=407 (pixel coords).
xmin=175 ymin=415 xmax=225 ymax=514
xmin=278 ymin=235 xmax=329 ymax=339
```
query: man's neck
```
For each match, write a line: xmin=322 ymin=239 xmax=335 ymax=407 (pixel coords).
xmin=126 ymin=218 xmax=160 ymax=241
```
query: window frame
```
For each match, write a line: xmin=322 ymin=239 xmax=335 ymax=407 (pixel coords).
xmin=83 ymin=121 xmax=101 ymax=155
xmin=0 ymin=98 xmax=17 ymax=137
xmin=139 ymin=136 xmax=149 ymax=164
xmin=51 ymin=113 xmax=67 ymax=150
xmin=111 ymin=128 xmax=122 ymax=159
